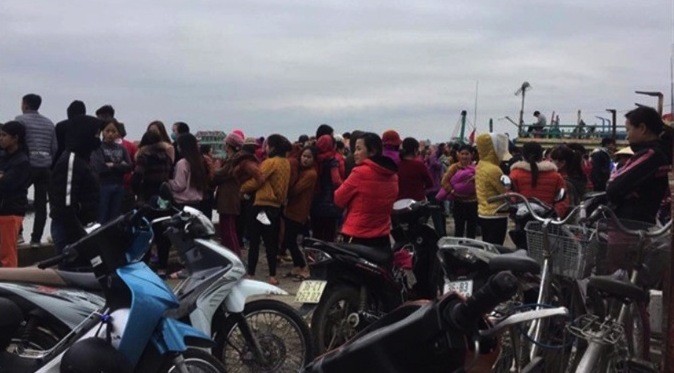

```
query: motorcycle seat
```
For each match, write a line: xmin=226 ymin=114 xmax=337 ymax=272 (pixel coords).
xmin=587 ymin=276 xmax=647 ymax=302
xmin=489 ymin=250 xmax=541 ymax=274
xmin=493 ymin=244 xmax=518 ymax=254
xmin=56 ymin=270 xmax=102 ymax=292
xmin=0 ymin=267 xmax=68 ymax=287
xmin=334 ymin=243 xmax=393 ymax=266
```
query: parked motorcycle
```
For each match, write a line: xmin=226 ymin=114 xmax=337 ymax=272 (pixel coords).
xmin=0 ymin=204 xmax=224 ymax=372
xmin=299 ymin=199 xmax=442 ymax=354
xmin=0 ymin=187 xmax=313 ymax=372
xmin=302 ymin=271 xmax=520 ymax=373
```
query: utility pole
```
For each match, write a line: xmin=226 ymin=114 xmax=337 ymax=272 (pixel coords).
xmin=459 ymin=110 xmax=467 ymax=144
xmin=606 ymin=109 xmax=617 ymax=140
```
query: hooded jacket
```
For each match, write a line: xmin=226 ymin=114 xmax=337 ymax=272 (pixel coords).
xmin=509 ymin=160 xmax=566 ymax=215
xmin=606 ymin=140 xmax=670 ymax=223
xmin=49 ymin=115 xmax=103 ymax=241
xmin=335 ymin=156 xmax=398 ymax=238
xmin=214 ymin=152 xmax=261 ymax=215
xmin=475 ymin=133 xmax=508 ymax=217
xmin=132 ymin=142 xmax=173 ymax=201
xmin=0 ymin=149 xmax=31 ymax=216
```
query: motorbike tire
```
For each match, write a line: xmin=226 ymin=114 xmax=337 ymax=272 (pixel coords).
xmin=214 ymin=299 xmax=313 ymax=372
xmin=159 ymin=348 xmax=225 ymax=372
xmin=311 ymin=285 xmax=361 ymax=354
xmin=8 ymin=325 xmax=60 ymax=353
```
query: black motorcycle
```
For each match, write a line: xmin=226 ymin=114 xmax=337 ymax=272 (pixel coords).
xmin=302 ymin=271 xmax=520 ymax=373
xmin=299 ymin=199 xmax=442 ymax=354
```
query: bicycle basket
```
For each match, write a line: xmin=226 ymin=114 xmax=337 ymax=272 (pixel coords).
xmin=525 ymin=221 xmax=596 ymax=279
xmin=595 ymin=219 xmax=671 ymax=286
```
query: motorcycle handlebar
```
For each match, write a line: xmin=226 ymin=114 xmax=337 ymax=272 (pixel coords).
xmin=487 ymin=192 xmax=580 ymax=225
xmin=445 ymin=271 xmax=518 ymax=332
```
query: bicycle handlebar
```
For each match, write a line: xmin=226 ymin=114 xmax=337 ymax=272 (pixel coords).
xmin=589 ymin=205 xmax=672 ymax=237
xmin=487 ymin=192 xmax=580 ymax=225
xmin=479 ymin=307 xmax=570 ymax=338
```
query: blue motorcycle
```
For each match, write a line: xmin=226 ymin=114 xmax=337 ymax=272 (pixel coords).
xmin=0 ymin=205 xmax=225 ymax=372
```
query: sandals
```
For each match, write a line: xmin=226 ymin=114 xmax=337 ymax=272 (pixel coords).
xmin=282 ymin=271 xmax=310 ymax=281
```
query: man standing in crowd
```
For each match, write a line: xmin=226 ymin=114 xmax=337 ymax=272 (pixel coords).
xmin=15 ymin=93 xmax=56 ymax=248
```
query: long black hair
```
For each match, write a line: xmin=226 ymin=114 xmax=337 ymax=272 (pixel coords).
xmin=522 ymin=142 xmax=543 ymax=188
xmin=625 ymin=106 xmax=673 ymax=161
xmin=360 ymin=132 xmax=383 ymax=157
xmin=550 ymin=144 xmax=586 ymax=184
xmin=176 ymin=133 xmax=208 ymax=192
xmin=266 ymin=134 xmax=292 ymax=158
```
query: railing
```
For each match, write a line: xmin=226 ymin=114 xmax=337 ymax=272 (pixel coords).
xmin=517 ymin=124 xmax=626 ymax=141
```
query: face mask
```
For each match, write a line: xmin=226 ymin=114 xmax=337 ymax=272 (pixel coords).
xmin=170 ymin=132 xmax=177 ymax=141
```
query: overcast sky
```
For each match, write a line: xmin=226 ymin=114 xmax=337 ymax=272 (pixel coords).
xmin=1 ymin=0 xmax=672 ymax=141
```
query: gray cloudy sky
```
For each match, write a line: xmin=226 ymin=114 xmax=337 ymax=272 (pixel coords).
xmin=1 ymin=0 xmax=671 ymax=141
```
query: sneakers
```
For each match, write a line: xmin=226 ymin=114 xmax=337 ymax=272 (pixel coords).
xmin=30 ymin=241 xmax=41 ymax=249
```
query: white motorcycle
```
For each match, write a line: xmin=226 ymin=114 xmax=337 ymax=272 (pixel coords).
xmin=0 ymin=188 xmax=313 ymax=372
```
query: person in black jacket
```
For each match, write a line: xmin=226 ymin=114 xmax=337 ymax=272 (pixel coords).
xmin=49 ymin=115 xmax=103 ymax=270
xmin=0 ymin=121 xmax=32 ymax=267
xmin=590 ymin=137 xmax=616 ymax=191
xmin=606 ymin=107 xmax=672 ymax=224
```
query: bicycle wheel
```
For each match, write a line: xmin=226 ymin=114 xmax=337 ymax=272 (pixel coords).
xmin=214 ymin=299 xmax=312 ymax=372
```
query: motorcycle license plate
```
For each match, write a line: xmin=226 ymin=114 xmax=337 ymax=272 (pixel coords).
xmin=444 ymin=280 xmax=473 ymax=297
xmin=295 ymin=280 xmax=328 ymax=304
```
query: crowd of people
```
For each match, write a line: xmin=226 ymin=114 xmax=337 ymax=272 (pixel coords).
xmin=0 ymin=94 xmax=671 ymax=286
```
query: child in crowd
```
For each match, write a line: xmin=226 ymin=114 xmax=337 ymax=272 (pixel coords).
xmin=91 ymin=120 xmax=131 ymax=223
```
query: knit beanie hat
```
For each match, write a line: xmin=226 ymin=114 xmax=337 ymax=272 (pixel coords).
xmin=382 ymin=130 xmax=402 ymax=147
xmin=225 ymin=132 xmax=244 ymax=149
xmin=243 ymin=137 xmax=259 ymax=146
xmin=232 ymin=129 xmax=245 ymax=139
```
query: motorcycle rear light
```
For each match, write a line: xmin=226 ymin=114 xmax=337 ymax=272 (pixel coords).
xmin=303 ymin=248 xmax=332 ymax=265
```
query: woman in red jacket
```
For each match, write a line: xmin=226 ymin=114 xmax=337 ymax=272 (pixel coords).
xmin=334 ymin=132 xmax=398 ymax=248
xmin=510 ymin=142 xmax=566 ymax=215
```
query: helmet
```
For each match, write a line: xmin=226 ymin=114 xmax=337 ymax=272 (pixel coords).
xmin=61 ymin=337 xmax=132 ymax=373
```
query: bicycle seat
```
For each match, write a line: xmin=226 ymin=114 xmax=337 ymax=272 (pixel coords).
xmin=489 ymin=250 xmax=541 ymax=274
xmin=587 ymin=276 xmax=647 ymax=302
xmin=335 ymin=243 xmax=393 ymax=266
xmin=56 ymin=270 xmax=102 ymax=292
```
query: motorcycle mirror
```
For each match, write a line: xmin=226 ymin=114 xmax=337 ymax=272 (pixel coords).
xmin=393 ymin=199 xmax=416 ymax=211
xmin=554 ymin=188 xmax=566 ymax=202
xmin=159 ymin=182 xmax=175 ymax=204
xmin=500 ymin=175 xmax=511 ymax=188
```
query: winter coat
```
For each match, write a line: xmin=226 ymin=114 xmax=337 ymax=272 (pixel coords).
xmin=311 ymin=157 xmax=343 ymax=219
xmin=0 ymin=150 xmax=31 ymax=216
xmin=132 ymin=143 xmax=173 ymax=202
xmin=49 ymin=115 xmax=103 ymax=243
xmin=475 ymin=134 xmax=508 ymax=217
xmin=214 ymin=152 xmax=261 ymax=215
xmin=90 ymin=142 xmax=132 ymax=185
xmin=397 ymin=158 xmax=433 ymax=201
xmin=240 ymin=156 xmax=291 ymax=208
xmin=285 ymin=167 xmax=318 ymax=223
xmin=606 ymin=140 xmax=670 ymax=223
xmin=335 ymin=157 xmax=399 ymax=238
xmin=168 ymin=159 xmax=204 ymax=204
xmin=509 ymin=160 xmax=566 ymax=216
xmin=441 ymin=163 xmax=476 ymax=201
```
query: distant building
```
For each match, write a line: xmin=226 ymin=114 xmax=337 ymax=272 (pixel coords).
xmin=195 ymin=130 xmax=226 ymax=158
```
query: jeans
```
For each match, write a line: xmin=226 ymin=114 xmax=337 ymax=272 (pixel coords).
xmin=99 ymin=183 xmax=125 ymax=224
xmin=30 ymin=167 xmax=50 ymax=243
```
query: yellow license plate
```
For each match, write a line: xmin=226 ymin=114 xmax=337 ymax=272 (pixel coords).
xmin=295 ymin=280 xmax=328 ymax=304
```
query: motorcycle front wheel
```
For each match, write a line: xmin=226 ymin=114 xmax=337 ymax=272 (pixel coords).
xmin=214 ymin=299 xmax=313 ymax=372
xmin=159 ymin=348 xmax=225 ymax=372
xmin=310 ymin=285 xmax=362 ymax=354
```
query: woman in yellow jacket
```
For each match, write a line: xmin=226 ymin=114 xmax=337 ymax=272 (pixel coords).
xmin=475 ymin=133 xmax=511 ymax=245
xmin=240 ymin=134 xmax=292 ymax=285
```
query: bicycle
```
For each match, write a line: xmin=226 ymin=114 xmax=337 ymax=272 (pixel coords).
xmin=564 ymin=205 xmax=671 ymax=372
